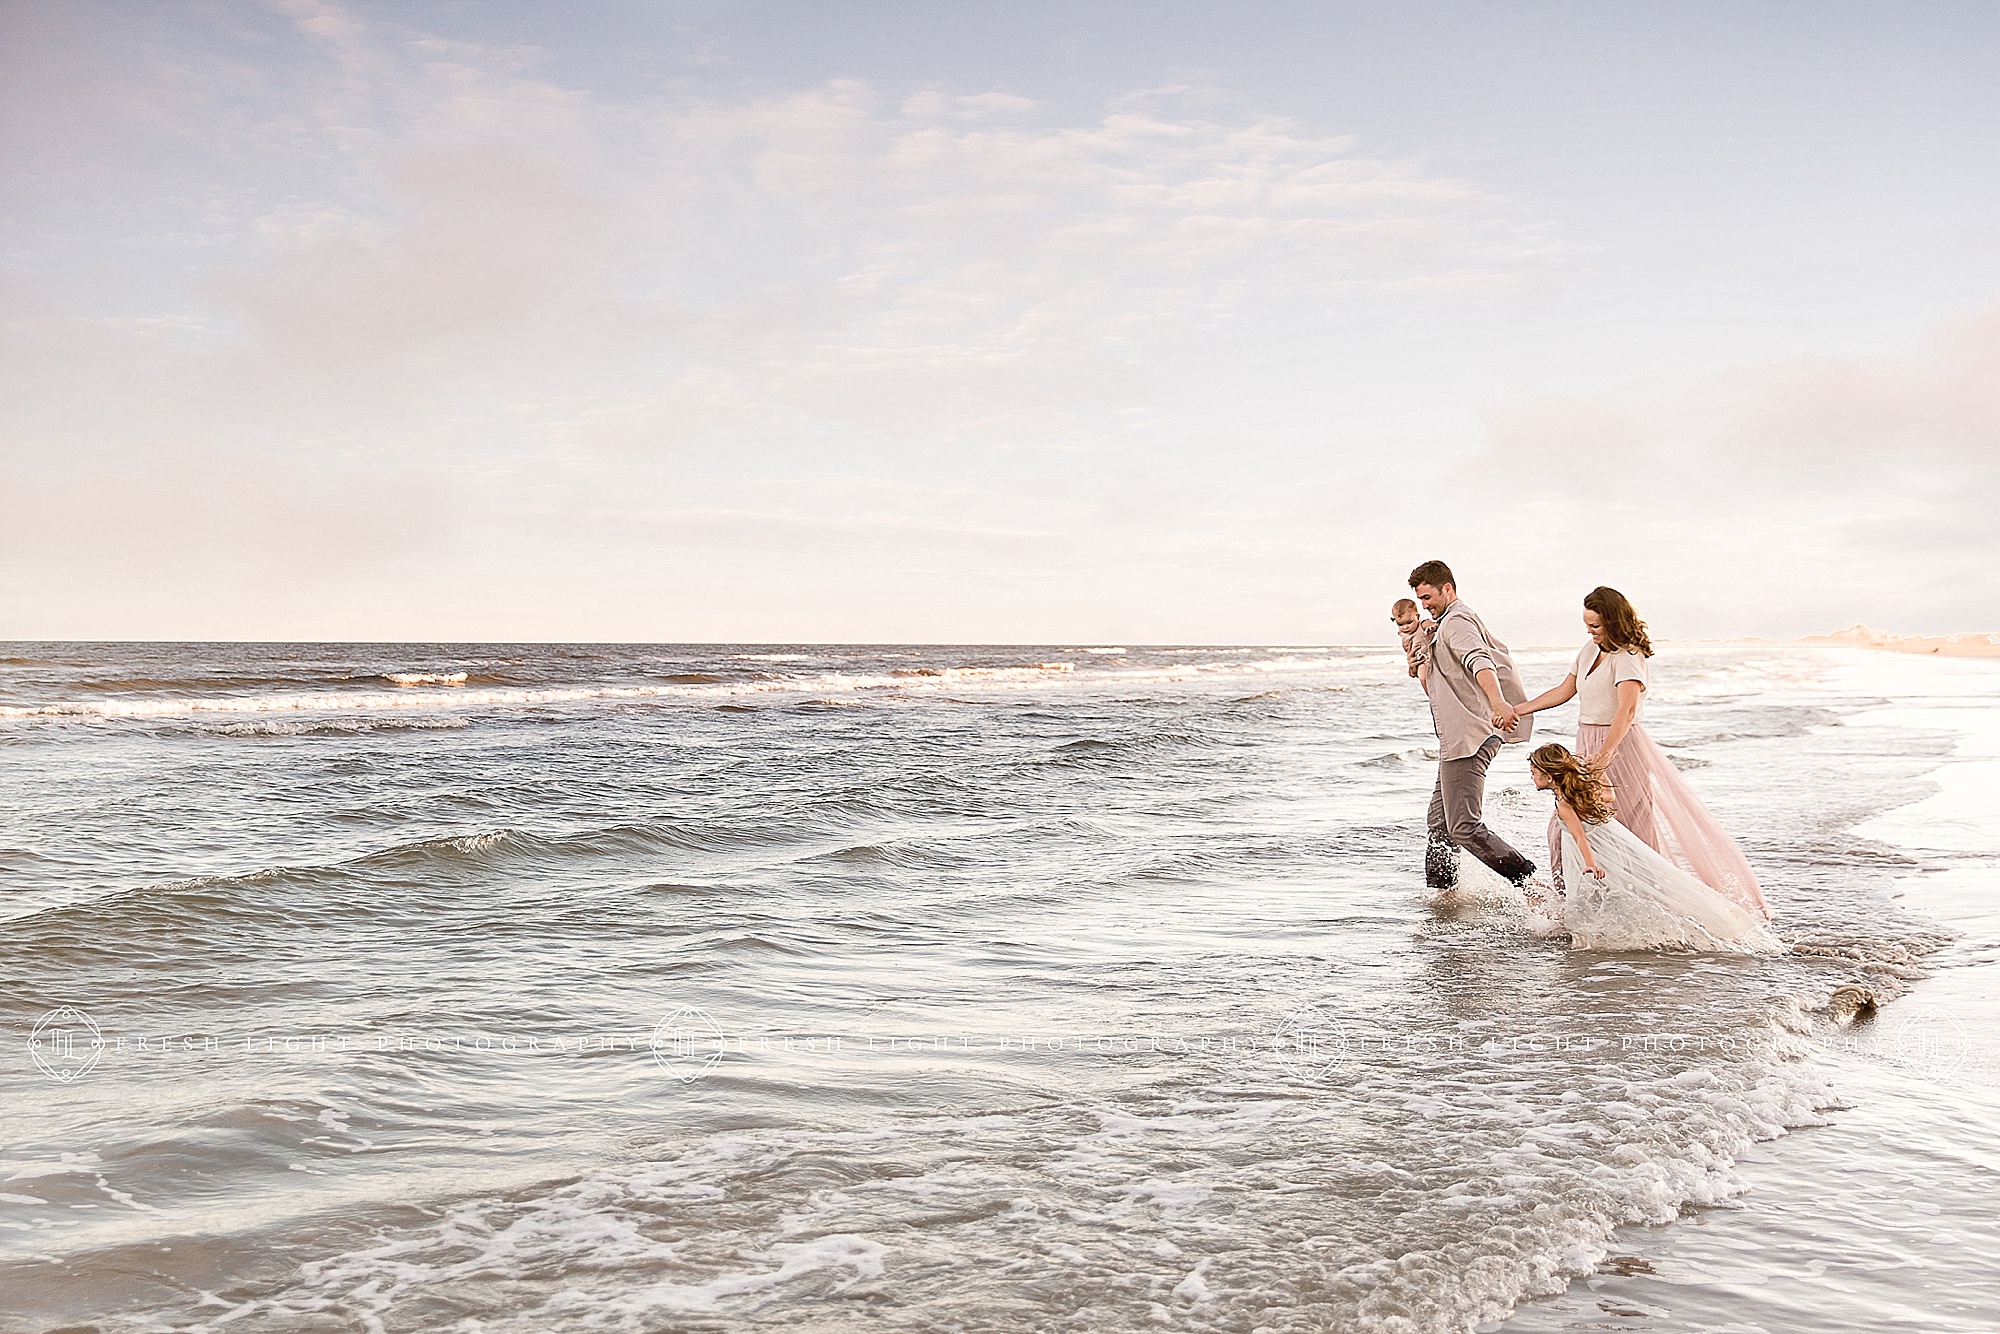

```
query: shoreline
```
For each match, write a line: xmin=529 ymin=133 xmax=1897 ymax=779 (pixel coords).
xmin=1795 ymin=624 xmax=2000 ymax=660
xmin=1504 ymin=650 xmax=2000 ymax=1332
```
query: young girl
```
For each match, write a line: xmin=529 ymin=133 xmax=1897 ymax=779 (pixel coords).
xmin=1528 ymin=743 xmax=1615 ymax=891
xmin=1528 ymin=743 xmax=1782 ymax=954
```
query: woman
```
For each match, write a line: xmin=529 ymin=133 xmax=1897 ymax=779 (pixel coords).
xmin=1507 ymin=587 xmax=1769 ymax=920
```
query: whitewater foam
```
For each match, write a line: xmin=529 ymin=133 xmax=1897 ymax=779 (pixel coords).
xmin=0 ymin=654 xmax=1355 ymax=721
xmin=6 ymin=642 xmax=1983 ymax=1334
xmin=184 ymin=1046 xmax=1831 ymax=1333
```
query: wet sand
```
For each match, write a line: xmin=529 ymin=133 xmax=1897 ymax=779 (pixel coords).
xmin=1506 ymin=651 xmax=2000 ymax=1333
xmin=1797 ymin=625 xmax=2000 ymax=660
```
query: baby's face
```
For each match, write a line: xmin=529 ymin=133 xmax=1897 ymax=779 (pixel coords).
xmin=1394 ymin=609 xmax=1420 ymax=631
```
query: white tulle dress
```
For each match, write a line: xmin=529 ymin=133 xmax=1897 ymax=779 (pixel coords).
xmin=1553 ymin=817 xmax=1784 ymax=954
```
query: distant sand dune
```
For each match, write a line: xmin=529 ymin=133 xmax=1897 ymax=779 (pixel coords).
xmin=1797 ymin=625 xmax=2000 ymax=659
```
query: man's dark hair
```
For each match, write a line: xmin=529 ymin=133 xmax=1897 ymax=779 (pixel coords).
xmin=1407 ymin=559 xmax=1455 ymax=591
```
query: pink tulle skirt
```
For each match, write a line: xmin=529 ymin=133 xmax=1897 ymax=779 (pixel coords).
xmin=1565 ymin=721 xmax=1768 ymax=919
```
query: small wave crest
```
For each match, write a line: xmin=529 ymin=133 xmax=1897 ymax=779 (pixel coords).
xmin=383 ymin=672 xmax=470 ymax=687
xmin=2 ymin=653 xmax=1362 ymax=725
xmin=212 ymin=717 xmax=472 ymax=738
xmin=892 ymin=662 xmax=1075 ymax=680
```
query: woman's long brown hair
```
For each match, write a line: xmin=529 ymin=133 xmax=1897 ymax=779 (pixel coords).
xmin=1531 ymin=743 xmax=1616 ymax=825
xmin=1584 ymin=586 xmax=1654 ymax=657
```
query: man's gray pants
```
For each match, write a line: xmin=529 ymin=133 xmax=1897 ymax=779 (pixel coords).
xmin=1426 ymin=736 xmax=1535 ymax=888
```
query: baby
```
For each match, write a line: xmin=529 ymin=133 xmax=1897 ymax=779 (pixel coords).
xmin=1393 ymin=597 xmax=1435 ymax=688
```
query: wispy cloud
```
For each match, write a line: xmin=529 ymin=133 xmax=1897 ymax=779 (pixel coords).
xmin=1300 ymin=304 xmax=2000 ymax=640
xmin=153 ymin=31 xmax=1556 ymax=442
xmin=1 ymin=0 xmax=1989 ymax=640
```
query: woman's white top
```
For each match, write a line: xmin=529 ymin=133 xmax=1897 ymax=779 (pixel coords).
xmin=1574 ymin=644 xmax=1649 ymax=725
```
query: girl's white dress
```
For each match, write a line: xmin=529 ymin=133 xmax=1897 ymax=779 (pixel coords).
xmin=1555 ymin=817 xmax=1783 ymax=954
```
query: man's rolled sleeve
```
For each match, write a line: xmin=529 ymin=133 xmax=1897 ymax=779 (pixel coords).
xmin=1442 ymin=617 xmax=1494 ymax=678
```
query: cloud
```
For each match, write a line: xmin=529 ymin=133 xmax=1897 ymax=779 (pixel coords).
xmin=10 ymin=2 xmax=1986 ymax=641
xmin=616 ymin=78 xmax=1553 ymax=444
xmin=0 ymin=440 xmax=457 ymax=638
xmin=1313 ymin=303 xmax=2000 ymax=640
xmin=212 ymin=142 xmax=610 ymax=377
xmin=2 ymin=1 xmax=1572 ymax=637
xmin=116 ymin=36 xmax=1556 ymax=444
xmin=1707 ymin=307 xmax=2000 ymax=472
xmin=622 ymin=507 xmax=1070 ymax=558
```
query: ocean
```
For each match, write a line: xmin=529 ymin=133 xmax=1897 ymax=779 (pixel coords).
xmin=4 ymin=642 xmax=1996 ymax=1332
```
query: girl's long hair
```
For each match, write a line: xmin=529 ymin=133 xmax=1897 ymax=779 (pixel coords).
xmin=1531 ymin=743 xmax=1616 ymax=825
xmin=1584 ymin=586 xmax=1654 ymax=657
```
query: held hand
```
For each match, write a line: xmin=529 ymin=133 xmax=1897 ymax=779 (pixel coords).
xmin=1493 ymin=704 xmax=1520 ymax=732
xmin=1585 ymin=863 xmax=1606 ymax=881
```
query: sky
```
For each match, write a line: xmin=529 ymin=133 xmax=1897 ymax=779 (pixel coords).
xmin=3 ymin=0 xmax=1996 ymax=644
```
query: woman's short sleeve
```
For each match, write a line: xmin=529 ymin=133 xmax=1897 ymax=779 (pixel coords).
xmin=1611 ymin=651 xmax=1650 ymax=689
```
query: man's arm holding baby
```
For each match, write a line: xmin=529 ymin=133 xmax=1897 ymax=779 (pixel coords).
xmin=1403 ymin=621 xmax=1436 ymax=680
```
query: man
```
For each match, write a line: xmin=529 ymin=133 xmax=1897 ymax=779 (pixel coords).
xmin=1407 ymin=559 xmax=1536 ymax=891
